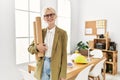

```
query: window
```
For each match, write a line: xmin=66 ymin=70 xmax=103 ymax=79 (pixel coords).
xmin=57 ymin=0 xmax=71 ymax=53
xmin=15 ymin=0 xmax=40 ymax=64
xmin=15 ymin=0 xmax=71 ymax=64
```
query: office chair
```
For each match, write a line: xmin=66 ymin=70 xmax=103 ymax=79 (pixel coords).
xmin=75 ymin=64 xmax=94 ymax=80
xmin=89 ymin=58 xmax=106 ymax=80
xmin=19 ymin=69 xmax=36 ymax=80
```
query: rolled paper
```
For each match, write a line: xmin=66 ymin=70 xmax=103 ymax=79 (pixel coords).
xmin=33 ymin=22 xmax=37 ymax=44
xmin=36 ymin=17 xmax=42 ymax=44
xmin=33 ymin=17 xmax=44 ymax=58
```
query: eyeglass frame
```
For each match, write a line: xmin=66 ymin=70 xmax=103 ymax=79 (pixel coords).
xmin=44 ymin=13 xmax=56 ymax=18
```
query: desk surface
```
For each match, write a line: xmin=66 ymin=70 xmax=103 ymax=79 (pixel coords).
xmin=67 ymin=58 xmax=105 ymax=80
xmin=28 ymin=57 xmax=106 ymax=80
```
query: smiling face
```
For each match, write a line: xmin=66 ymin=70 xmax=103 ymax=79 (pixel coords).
xmin=43 ymin=8 xmax=57 ymax=26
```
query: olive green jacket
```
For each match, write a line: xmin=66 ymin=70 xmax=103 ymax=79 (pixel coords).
xmin=28 ymin=27 xmax=67 ymax=80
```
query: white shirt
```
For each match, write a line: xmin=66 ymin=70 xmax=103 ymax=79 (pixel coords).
xmin=44 ymin=27 xmax=56 ymax=58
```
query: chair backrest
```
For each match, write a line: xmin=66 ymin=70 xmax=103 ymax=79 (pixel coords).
xmin=19 ymin=69 xmax=36 ymax=80
xmin=89 ymin=58 xmax=106 ymax=77
xmin=75 ymin=64 xmax=94 ymax=80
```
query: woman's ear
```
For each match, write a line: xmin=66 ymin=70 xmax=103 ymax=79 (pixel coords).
xmin=43 ymin=17 xmax=47 ymax=21
xmin=54 ymin=15 xmax=57 ymax=19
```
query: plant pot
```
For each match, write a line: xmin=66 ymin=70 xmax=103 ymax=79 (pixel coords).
xmin=79 ymin=49 xmax=92 ymax=57
xmin=79 ymin=49 xmax=88 ymax=56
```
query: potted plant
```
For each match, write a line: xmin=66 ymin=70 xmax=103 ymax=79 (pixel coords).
xmin=76 ymin=41 xmax=89 ymax=56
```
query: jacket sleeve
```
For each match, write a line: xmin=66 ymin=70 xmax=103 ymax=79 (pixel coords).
xmin=59 ymin=31 xmax=68 ymax=78
xmin=28 ymin=40 xmax=39 ymax=55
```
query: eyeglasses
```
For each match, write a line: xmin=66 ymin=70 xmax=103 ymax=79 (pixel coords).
xmin=44 ymin=13 xmax=55 ymax=18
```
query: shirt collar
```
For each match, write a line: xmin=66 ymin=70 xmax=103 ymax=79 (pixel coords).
xmin=47 ymin=26 xmax=56 ymax=33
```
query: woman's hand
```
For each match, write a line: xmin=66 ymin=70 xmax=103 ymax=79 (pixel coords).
xmin=36 ymin=43 xmax=48 ymax=53
xmin=60 ymin=78 xmax=66 ymax=80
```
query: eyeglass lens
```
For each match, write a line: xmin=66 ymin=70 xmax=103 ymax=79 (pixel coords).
xmin=44 ymin=13 xmax=55 ymax=18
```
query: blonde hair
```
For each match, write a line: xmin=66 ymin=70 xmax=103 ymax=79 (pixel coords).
xmin=42 ymin=7 xmax=57 ymax=16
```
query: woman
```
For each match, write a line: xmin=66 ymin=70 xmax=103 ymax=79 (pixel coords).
xmin=28 ymin=7 xmax=67 ymax=80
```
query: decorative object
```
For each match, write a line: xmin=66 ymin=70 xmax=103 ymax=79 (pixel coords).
xmin=76 ymin=41 xmax=89 ymax=56
xmin=74 ymin=55 xmax=88 ymax=63
xmin=76 ymin=41 xmax=88 ymax=50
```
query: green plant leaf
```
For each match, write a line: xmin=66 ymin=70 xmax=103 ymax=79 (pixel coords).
xmin=76 ymin=41 xmax=89 ymax=50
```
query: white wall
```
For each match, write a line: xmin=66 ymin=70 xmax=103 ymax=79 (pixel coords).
xmin=0 ymin=0 xmax=20 ymax=80
xmin=76 ymin=0 xmax=120 ymax=71
xmin=40 ymin=0 xmax=57 ymax=13
xmin=70 ymin=0 xmax=80 ymax=52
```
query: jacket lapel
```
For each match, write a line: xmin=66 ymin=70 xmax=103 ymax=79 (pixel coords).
xmin=42 ymin=28 xmax=47 ymax=43
xmin=51 ymin=27 xmax=59 ymax=56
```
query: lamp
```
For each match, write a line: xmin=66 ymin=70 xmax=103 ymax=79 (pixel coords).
xmin=87 ymin=48 xmax=91 ymax=62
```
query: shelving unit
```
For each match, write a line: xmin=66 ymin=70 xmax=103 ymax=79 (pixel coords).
xmin=90 ymin=33 xmax=118 ymax=75
xmin=94 ymin=38 xmax=110 ymax=50
xmin=103 ymin=50 xmax=117 ymax=75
